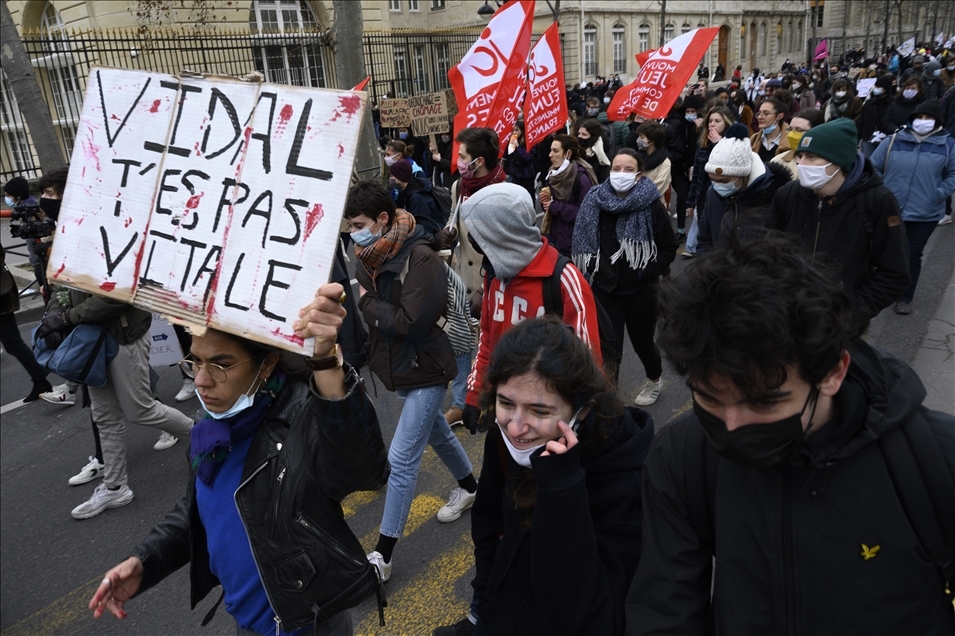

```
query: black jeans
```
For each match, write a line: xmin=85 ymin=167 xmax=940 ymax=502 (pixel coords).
xmin=901 ymin=220 xmax=938 ymax=303
xmin=671 ymin=167 xmax=691 ymax=230
xmin=0 ymin=311 xmax=48 ymax=382
xmin=593 ymin=285 xmax=662 ymax=384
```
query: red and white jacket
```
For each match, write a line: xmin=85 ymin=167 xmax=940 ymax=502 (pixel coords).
xmin=465 ymin=239 xmax=603 ymax=408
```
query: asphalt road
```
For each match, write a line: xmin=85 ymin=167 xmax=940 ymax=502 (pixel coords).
xmin=2 ymin=220 xmax=952 ymax=636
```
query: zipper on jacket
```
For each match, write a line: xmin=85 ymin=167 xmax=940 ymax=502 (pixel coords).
xmin=235 ymin=461 xmax=284 ymax=633
xmin=270 ymin=465 xmax=287 ymax=542
xmin=295 ymin=513 xmax=366 ymax=568
xmin=811 ymin=199 xmax=823 ymax=263
xmin=781 ymin=467 xmax=797 ymax=636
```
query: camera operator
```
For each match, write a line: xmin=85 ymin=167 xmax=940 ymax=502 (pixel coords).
xmin=3 ymin=176 xmax=53 ymax=302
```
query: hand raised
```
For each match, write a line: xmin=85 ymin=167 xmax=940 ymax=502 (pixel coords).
xmin=293 ymin=283 xmax=347 ymax=357
xmin=539 ymin=420 xmax=578 ymax=457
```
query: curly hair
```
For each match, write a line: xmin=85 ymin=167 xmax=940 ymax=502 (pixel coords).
xmin=656 ymin=232 xmax=867 ymax=398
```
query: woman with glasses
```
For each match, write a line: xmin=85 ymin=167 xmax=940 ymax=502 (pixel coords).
xmin=87 ymin=283 xmax=390 ymax=636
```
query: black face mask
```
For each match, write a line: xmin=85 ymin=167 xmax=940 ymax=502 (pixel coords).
xmin=693 ymin=388 xmax=818 ymax=469
xmin=39 ymin=197 xmax=61 ymax=220
xmin=467 ymin=233 xmax=484 ymax=255
xmin=577 ymin=135 xmax=597 ymax=149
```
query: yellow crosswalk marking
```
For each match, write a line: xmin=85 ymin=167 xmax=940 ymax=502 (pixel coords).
xmin=2 ymin=577 xmax=100 ymax=636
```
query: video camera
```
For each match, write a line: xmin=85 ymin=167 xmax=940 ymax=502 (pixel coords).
xmin=9 ymin=204 xmax=56 ymax=240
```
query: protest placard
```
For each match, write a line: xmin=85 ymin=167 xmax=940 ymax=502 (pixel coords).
xmin=148 ymin=313 xmax=183 ymax=367
xmin=46 ymin=66 xmax=366 ymax=353
xmin=409 ymin=91 xmax=449 ymax=137
xmin=379 ymin=97 xmax=410 ymax=128
xmin=856 ymin=78 xmax=876 ymax=98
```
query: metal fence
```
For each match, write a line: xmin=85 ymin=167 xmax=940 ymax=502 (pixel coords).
xmin=1 ymin=26 xmax=501 ymax=184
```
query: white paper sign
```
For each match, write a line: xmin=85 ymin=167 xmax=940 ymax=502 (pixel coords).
xmin=47 ymin=67 xmax=366 ymax=353
xmin=148 ymin=313 xmax=183 ymax=367
xmin=856 ymin=78 xmax=876 ymax=99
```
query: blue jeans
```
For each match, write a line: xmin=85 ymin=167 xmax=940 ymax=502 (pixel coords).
xmin=685 ymin=213 xmax=700 ymax=253
xmin=451 ymin=353 xmax=471 ymax=409
xmin=380 ymin=384 xmax=473 ymax=538
xmin=900 ymin=220 xmax=938 ymax=303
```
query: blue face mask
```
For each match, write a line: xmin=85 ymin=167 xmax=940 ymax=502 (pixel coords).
xmin=351 ymin=222 xmax=382 ymax=247
xmin=711 ymin=180 xmax=741 ymax=197
xmin=3 ymin=196 xmax=14 ymax=208
xmin=763 ymin=121 xmax=777 ymax=135
xmin=399 ymin=131 xmax=409 ymax=140
xmin=685 ymin=113 xmax=698 ymax=122
xmin=196 ymin=364 xmax=263 ymax=420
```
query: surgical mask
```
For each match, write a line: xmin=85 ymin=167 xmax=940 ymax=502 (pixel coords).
xmin=197 ymin=364 xmax=264 ymax=421
xmin=792 ymin=82 xmax=802 ymax=90
xmin=603 ymin=96 xmax=611 ymax=104
xmin=3 ymin=196 xmax=14 ymax=208
xmin=834 ymin=90 xmax=848 ymax=100
xmin=711 ymin=180 xmax=740 ymax=198
xmin=869 ymin=64 xmax=877 ymax=70
xmin=692 ymin=389 xmax=817 ymax=468
xmin=933 ymin=69 xmax=942 ymax=77
xmin=903 ymin=88 xmax=918 ymax=100
xmin=457 ymin=157 xmax=478 ymax=179
xmin=685 ymin=113 xmax=698 ymax=122
xmin=609 ymin=171 xmax=639 ymax=193
xmin=787 ymin=130 xmax=805 ymax=150
xmin=497 ymin=408 xmax=583 ymax=468
xmin=911 ymin=119 xmax=936 ymax=135
xmin=762 ymin=121 xmax=778 ymax=135
xmin=871 ymin=87 xmax=885 ymax=96
xmin=636 ymin=138 xmax=649 ymax=150
xmin=398 ymin=131 xmax=409 ymax=140
xmin=797 ymin=162 xmax=837 ymax=190
xmin=351 ymin=222 xmax=382 ymax=247
xmin=948 ymin=65 xmax=955 ymax=72
xmin=384 ymin=154 xmax=398 ymax=167
xmin=586 ymin=107 xmax=599 ymax=117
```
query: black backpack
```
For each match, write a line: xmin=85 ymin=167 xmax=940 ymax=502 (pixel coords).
xmin=541 ymin=254 xmax=619 ymax=378
xmin=428 ymin=184 xmax=453 ymax=226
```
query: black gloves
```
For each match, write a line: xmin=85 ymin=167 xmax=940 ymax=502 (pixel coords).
xmin=36 ymin=310 xmax=73 ymax=349
xmin=462 ymin=405 xmax=483 ymax=435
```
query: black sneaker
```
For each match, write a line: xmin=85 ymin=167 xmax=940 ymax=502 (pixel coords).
xmin=434 ymin=617 xmax=474 ymax=636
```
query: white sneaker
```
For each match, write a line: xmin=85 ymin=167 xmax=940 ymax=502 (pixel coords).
xmin=154 ymin=431 xmax=179 ymax=451
xmin=939 ymin=215 xmax=953 ymax=226
xmin=634 ymin=378 xmax=663 ymax=406
xmin=69 ymin=456 xmax=105 ymax=486
xmin=175 ymin=379 xmax=196 ymax=402
xmin=71 ymin=483 xmax=134 ymax=519
xmin=40 ymin=383 xmax=76 ymax=405
xmin=436 ymin=486 xmax=477 ymax=523
xmin=366 ymin=550 xmax=392 ymax=582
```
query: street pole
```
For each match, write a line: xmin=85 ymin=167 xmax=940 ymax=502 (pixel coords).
xmin=0 ymin=1 xmax=65 ymax=175
xmin=659 ymin=0 xmax=667 ymax=48
xmin=332 ymin=0 xmax=378 ymax=180
xmin=811 ymin=0 xmax=818 ymax=66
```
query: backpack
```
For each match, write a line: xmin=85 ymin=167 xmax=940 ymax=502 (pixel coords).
xmin=428 ymin=184 xmax=453 ymax=226
xmin=541 ymin=254 xmax=619 ymax=376
xmin=683 ymin=412 xmax=955 ymax=601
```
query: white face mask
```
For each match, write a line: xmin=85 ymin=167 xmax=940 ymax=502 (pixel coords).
xmin=797 ymin=162 xmax=837 ymax=190
xmin=903 ymin=88 xmax=918 ymax=100
xmin=911 ymin=119 xmax=936 ymax=135
xmin=609 ymin=171 xmax=639 ymax=193
xmin=603 ymin=96 xmax=611 ymax=104
xmin=196 ymin=363 xmax=264 ymax=420
xmin=792 ymin=82 xmax=802 ymax=90
xmin=497 ymin=409 xmax=583 ymax=468
xmin=384 ymin=154 xmax=398 ymax=167
xmin=834 ymin=90 xmax=848 ymax=99
xmin=871 ymin=87 xmax=885 ymax=96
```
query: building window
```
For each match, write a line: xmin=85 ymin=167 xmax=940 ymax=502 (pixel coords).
xmin=612 ymin=25 xmax=626 ymax=73
xmin=394 ymin=47 xmax=410 ymax=96
xmin=39 ymin=2 xmax=82 ymax=155
xmin=409 ymin=0 xmax=419 ymax=11
xmin=435 ymin=43 xmax=451 ymax=90
xmin=0 ymin=70 xmax=35 ymax=176
xmin=638 ymin=23 xmax=650 ymax=53
xmin=413 ymin=45 xmax=428 ymax=94
xmin=759 ymin=22 xmax=767 ymax=56
xmin=797 ymin=20 xmax=803 ymax=51
xmin=664 ymin=23 xmax=674 ymax=42
xmin=250 ymin=1 xmax=329 ymax=87
xmin=389 ymin=0 xmax=401 ymax=11
xmin=431 ymin=0 xmax=445 ymax=10
xmin=786 ymin=20 xmax=793 ymax=52
xmin=811 ymin=0 xmax=824 ymax=28
xmin=584 ymin=26 xmax=597 ymax=76
xmin=682 ymin=22 xmax=691 ymax=35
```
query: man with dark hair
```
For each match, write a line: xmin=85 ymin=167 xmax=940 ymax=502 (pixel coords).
xmin=626 ymin=234 xmax=955 ymax=635
xmin=344 ymin=180 xmax=478 ymax=584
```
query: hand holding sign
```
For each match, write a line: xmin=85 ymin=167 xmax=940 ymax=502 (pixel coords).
xmin=293 ymin=283 xmax=347 ymax=358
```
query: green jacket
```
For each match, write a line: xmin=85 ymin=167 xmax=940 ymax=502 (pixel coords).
xmin=68 ymin=290 xmax=151 ymax=345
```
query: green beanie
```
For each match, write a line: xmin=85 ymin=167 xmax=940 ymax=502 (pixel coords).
xmin=795 ymin=118 xmax=858 ymax=173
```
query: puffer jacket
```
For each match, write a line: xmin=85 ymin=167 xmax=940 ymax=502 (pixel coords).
xmin=880 ymin=93 xmax=925 ymax=135
xmin=356 ymin=221 xmax=456 ymax=391
xmin=473 ymin=407 xmax=654 ymax=636
xmin=132 ymin=370 xmax=390 ymax=633
xmin=766 ymin=153 xmax=910 ymax=319
xmin=698 ymin=161 xmax=793 ymax=252
xmin=626 ymin=340 xmax=955 ymax=635
xmin=870 ymin=126 xmax=955 ymax=222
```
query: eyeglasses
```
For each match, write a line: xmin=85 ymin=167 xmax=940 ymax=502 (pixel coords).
xmin=179 ymin=356 xmax=254 ymax=382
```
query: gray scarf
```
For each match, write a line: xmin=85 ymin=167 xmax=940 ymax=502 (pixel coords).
xmin=572 ymin=177 xmax=659 ymax=275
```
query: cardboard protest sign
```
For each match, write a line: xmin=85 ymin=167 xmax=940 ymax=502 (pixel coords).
xmin=524 ymin=23 xmax=567 ymax=151
xmin=47 ymin=66 xmax=366 ymax=353
xmin=379 ymin=97 xmax=410 ymax=128
xmin=856 ymin=78 xmax=876 ymax=98
xmin=445 ymin=89 xmax=458 ymax=118
xmin=409 ymin=91 xmax=449 ymax=137
xmin=148 ymin=313 xmax=183 ymax=367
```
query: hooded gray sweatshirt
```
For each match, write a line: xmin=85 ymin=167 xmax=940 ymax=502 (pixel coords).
xmin=461 ymin=183 xmax=542 ymax=282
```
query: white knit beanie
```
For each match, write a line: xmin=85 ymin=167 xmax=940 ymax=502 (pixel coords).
xmin=705 ymin=123 xmax=753 ymax=177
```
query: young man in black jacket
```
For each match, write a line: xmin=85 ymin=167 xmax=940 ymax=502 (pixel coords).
xmin=626 ymin=235 xmax=955 ymax=635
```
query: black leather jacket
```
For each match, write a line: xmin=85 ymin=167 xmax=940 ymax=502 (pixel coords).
xmin=131 ymin=365 xmax=390 ymax=632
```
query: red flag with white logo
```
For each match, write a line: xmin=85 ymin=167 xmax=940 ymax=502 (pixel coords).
xmin=608 ymin=27 xmax=718 ymax=122
xmin=523 ymin=23 xmax=567 ymax=152
xmin=448 ymin=0 xmax=535 ymax=168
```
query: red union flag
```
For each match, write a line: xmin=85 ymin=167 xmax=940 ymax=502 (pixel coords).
xmin=635 ymin=48 xmax=657 ymax=68
xmin=524 ymin=23 xmax=567 ymax=151
xmin=608 ymin=27 xmax=718 ymax=122
xmin=448 ymin=0 xmax=535 ymax=168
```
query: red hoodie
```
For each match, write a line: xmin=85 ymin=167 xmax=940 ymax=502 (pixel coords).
xmin=465 ymin=238 xmax=603 ymax=408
